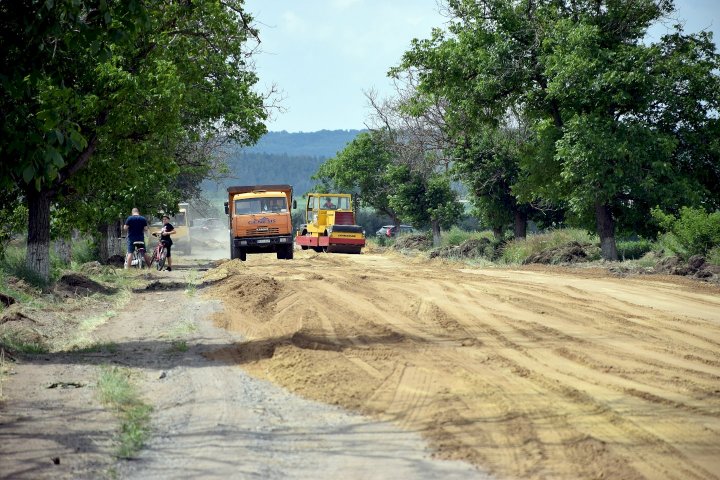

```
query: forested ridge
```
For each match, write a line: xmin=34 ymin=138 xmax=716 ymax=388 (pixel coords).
xmin=204 ymin=130 xmax=363 ymax=197
xmin=241 ymin=130 xmax=363 ymax=157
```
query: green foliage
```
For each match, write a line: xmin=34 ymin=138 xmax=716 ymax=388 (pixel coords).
xmin=707 ymin=247 xmax=720 ymax=266
xmin=397 ymin=0 xmax=720 ymax=258
xmin=500 ymin=229 xmax=598 ymax=264
xmin=387 ymin=165 xmax=462 ymax=231
xmin=0 ymin=200 xmax=27 ymax=259
xmin=1 ymin=0 xmax=267 ymax=280
xmin=70 ymin=237 xmax=99 ymax=265
xmin=315 ymin=132 xmax=398 ymax=219
xmin=616 ymin=239 xmax=653 ymax=261
xmin=651 ymin=207 xmax=720 ymax=258
xmin=439 ymin=226 xmax=490 ymax=247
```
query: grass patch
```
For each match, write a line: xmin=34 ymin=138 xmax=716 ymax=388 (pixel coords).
xmin=0 ymin=247 xmax=51 ymax=290
xmin=184 ymin=270 xmax=199 ymax=296
xmin=97 ymin=366 xmax=152 ymax=459
xmin=59 ymin=310 xmax=118 ymax=351
xmin=162 ymin=319 xmax=196 ymax=354
xmin=440 ymin=226 xmax=495 ymax=248
xmin=167 ymin=319 xmax=197 ymax=338
xmin=500 ymin=229 xmax=598 ymax=264
xmin=168 ymin=340 xmax=189 ymax=353
xmin=0 ymin=331 xmax=48 ymax=354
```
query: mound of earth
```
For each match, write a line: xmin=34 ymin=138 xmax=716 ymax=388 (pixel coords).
xmin=0 ymin=292 xmax=16 ymax=308
xmin=523 ymin=241 xmax=600 ymax=265
xmin=393 ymin=234 xmax=432 ymax=251
xmin=54 ymin=272 xmax=117 ymax=297
xmin=201 ymin=258 xmax=246 ymax=284
xmin=430 ymin=238 xmax=495 ymax=260
xmin=106 ymin=254 xmax=125 ymax=267
xmin=78 ymin=260 xmax=112 ymax=275
xmin=654 ymin=254 xmax=720 ymax=282
xmin=0 ymin=305 xmax=47 ymax=352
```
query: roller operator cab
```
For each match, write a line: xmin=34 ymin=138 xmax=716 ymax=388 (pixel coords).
xmin=295 ymin=193 xmax=365 ymax=254
xmin=225 ymin=185 xmax=295 ymax=261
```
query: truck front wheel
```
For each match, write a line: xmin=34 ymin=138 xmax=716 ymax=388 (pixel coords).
xmin=239 ymin=248 xmax=246 ymax=261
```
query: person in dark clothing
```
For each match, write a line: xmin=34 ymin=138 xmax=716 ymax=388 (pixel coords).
xmin=159 ymin=214 xmax=176 ymax=271
xmin=123 ymin=207 xmax=152 ymax=268
xmin=322 ymin=197 xmax=336 ymax=209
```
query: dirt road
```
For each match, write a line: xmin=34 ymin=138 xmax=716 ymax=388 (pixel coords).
xmin=205 ymin=250 xmax=720 ymax=480
xmin=2 ymin=249 xmax=719 ymax=479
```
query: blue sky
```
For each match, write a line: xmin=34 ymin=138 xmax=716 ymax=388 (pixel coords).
xmin=245 ymin=0 xmax=720 ymax=133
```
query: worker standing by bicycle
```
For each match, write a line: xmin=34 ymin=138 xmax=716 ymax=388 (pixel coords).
xmin=159 ymin=214 xmax=176 ymax=271
xmin=123 ymin=207 xmax=152 ymax=269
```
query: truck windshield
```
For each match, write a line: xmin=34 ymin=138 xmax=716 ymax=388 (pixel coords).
xmin=235 ymin=197 xmax=287 ymax=214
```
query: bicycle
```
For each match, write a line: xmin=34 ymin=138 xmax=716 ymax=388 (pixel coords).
xmin=149 ymin=232 xmax=168 ymax=271
xmin=130 ymin=241 xmax=147 ymax=269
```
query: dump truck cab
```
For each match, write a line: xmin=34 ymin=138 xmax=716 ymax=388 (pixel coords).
xmin=225 ymin=185 xmax=295 ymax=261
xmin=295 ymin=193 xmax=365 ymax=254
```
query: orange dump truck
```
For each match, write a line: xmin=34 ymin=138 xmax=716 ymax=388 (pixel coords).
xmin=224 ymin=185 xmax=295 ymax=261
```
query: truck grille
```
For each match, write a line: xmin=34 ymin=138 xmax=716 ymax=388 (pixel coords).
xmin=244 ymin=227 xmax=280 ymax=236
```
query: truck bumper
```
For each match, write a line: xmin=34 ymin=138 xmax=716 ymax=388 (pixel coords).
xmin=233 ymin=235 xmax=293 ymax=252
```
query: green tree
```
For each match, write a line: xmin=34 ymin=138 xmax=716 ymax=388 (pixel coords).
xmin=314 ymin=132 xmax=401 ymax=224
xmin=397 ymin=0 xmax=720 ymax=260
xmin=386 ymin=165 xmax=463 ymax=246
xmin=452 ymin=121 xmax=541 ymax=240
xmin=0 ymin=0 xmax=266 ymax=280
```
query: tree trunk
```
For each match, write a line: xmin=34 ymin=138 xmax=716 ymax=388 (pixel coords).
xmin=431 ymin=219 xmax=441 ymax=247
xmin=54 ymin=237 xmax=72 ymax=265
xmin=26 ymin=189 xmax=52 ymax=283
xmin=595 ymin=201 xmax=618 ymax=261
xmin=492 ymin=226 xmax=503 ymax=240
xmin=513 ymin=210 xmax=527 ymax=239
xmin=98 ymin=221 xmax=124 ymax=263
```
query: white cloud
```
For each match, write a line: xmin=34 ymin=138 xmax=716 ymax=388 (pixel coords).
xmin=282 ymin=11 xmax=308 ymax=34
xmin=331 ymin=0 xmax=363 ymax=10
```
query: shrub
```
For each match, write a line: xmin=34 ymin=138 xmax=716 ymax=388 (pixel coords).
xmin=708 ymin=247 xmax=720 ymax=266
xmin=500 ymin=228 xmax=597 ymax=264
xmin=440 ymin=226 xmax=494 ymax=248
xmin=651 ymin=207 xmax=720 ymax=258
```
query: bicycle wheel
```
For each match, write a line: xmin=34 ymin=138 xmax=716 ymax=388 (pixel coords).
xmin=134 ymin=249 xmax=144 ymax=269
xmin=157 ymin=249 xmax=166 ymax=270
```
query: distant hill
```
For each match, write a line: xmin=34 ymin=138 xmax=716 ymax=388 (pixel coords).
xmin=242 ymin=129 xmax=364 ymax=157
xmin=203 ymin=129 xmax=363 ymax=197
